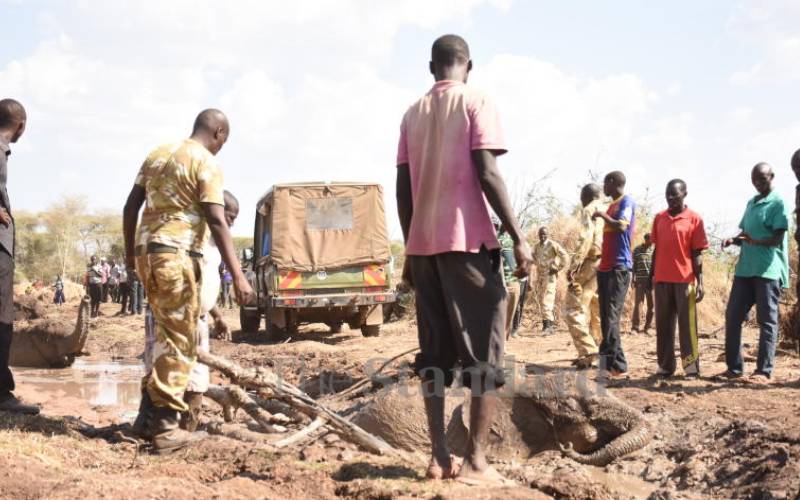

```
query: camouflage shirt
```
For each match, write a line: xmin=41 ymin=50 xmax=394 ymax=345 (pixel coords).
xmin=533 ymin=238 xmax=568 ymax=274
xmin=134 ymin=139 xmax=224 ymax=253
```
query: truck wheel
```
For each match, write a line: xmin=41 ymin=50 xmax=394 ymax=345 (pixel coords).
xmin=239 ymin=308 xmax=261 ymax=333
xmin=329 ymin=322 xmax=344 ymax=334
xmin=360 ymin=324 xmax=380 ymax=337
xmin=266 ymin=322 xmax=287 ymax=340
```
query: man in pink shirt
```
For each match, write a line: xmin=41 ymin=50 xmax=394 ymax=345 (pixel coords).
xmin=396 ymin=34 xmax=532 ymax=485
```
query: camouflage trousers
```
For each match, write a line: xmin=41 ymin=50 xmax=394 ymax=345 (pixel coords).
xmin=564 ymin=262 xmax=601 ymax=357
xmin=144 ymin=307 xmax=210 ymax=395
xmin=136 ymin=252 xmax=201 ymax=412
xmin=535 ymin=270 xmax=558 ymax=322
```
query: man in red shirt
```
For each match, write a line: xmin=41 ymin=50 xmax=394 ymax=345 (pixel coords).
xmin=650 ymin=179 xmax=708 ymax=378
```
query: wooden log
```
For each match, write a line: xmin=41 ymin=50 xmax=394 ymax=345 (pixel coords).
xmin=205 ymin=384 xmax=288 ymax=433
xmin=198 ymin=350 xmax=404 ymax=458
xmin=273 ymin=416 xmax=326 ymax=448
xmin=205 ymin=385 xmax=236 ymax=422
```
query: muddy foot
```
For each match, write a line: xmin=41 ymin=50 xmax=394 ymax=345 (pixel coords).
xmin=455 ymin=463 xmax=515 ymax=487
xmin=426 ymin=454 xmax=461 ymax=480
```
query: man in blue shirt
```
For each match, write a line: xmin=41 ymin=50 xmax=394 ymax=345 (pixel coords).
xmin=592 ymin=171 xmax=636 ymax=379
xmin=721 ymin=163 xmax=789 ymax=384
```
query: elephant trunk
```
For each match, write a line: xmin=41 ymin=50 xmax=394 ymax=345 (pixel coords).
xmin=560 ymin=422 xmax=650 ymax=466
xmin=71 ymin=296 xmax=91 ymax=355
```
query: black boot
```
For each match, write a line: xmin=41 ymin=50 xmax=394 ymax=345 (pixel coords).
xmin=150 ymin=405 xmax=207 ymax=454
xmin=131 ymin=390 xmax=154 ymax=439
xmin=541 ymin=320 xmax=549 ymax=332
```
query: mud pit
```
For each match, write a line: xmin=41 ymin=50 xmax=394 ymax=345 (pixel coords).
xmin=13 ymin=360 xmax=142 ymax=419
xmin=3 ymin=301 xmax=800 ymax=499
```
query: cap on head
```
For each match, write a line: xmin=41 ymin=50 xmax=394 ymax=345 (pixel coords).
xmin=644 ymin=233 xmax=651 ymax=241
xmin=431 ymin=34 xmax=470 ymax=67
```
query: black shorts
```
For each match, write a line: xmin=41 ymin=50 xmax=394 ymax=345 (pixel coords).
xmin=408 ymin=247 xmax=507 ymax=388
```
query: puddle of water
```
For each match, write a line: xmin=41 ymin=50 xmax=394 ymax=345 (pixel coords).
xmin=584 ymin=468 xmax=657 ymax=499
xmin=14 ymin=359 xmax=144 ymax=408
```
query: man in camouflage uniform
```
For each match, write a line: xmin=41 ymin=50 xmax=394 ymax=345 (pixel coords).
xmin=565 ymin=183 xmax=606 ymax=368
xmin=123 ymin=109 xmax=254 ymax=453
xmin=533 ymin=226 xmax=568 ymax=333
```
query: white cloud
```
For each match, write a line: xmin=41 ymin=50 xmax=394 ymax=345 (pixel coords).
xmin=1 ymin=0 xmax=796 ymax=242
xmin=471 ymin=54 xmax=654 ymax=205
xmin=2 ymin=1 xmax=507 ymax=237
xmin=728 ymin=1 xmax=800 ymax=85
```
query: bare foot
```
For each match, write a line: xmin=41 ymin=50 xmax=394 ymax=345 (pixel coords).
xmin=455 ymin=462 xmax=515 ymax=487
xmin=426 ymin=454 xmax=461 ymax=480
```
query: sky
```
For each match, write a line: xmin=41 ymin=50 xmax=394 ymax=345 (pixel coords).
xmin=1 ymin=0 xmax=799 ymax=240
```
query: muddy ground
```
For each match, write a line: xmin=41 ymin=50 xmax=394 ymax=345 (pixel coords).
xmin=2 ymin=299 xmax=800 ymax=500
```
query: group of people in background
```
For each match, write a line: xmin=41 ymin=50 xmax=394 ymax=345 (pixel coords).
xmin=79 ymin=254 xmax=235 ymax=319
xmin=83 ymin=255 xmax=144 ymax=318
xmin=497 ymin=161 xmax=789 ymax=384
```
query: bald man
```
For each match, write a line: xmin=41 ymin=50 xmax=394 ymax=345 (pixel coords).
xmin=123 ymin=109 xmax=254 ymax=452
xmin=0 ymin=99 xmax=39 ymax=415
xmin=720 ymin=163 xmax=789 ymax=384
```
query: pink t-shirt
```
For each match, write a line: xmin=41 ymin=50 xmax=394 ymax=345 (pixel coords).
xmin=396 ymin=80 xmax=507 ymax=256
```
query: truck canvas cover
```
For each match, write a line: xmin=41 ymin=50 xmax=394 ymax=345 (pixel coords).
xmin=265 ymin=183 xmax=391 ymax=272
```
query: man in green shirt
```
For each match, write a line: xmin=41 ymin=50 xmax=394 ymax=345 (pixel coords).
xmin=721 ymin=163 xmax=789 ymax=384
xmin=496 ymin=220 xmax=521 ymax=339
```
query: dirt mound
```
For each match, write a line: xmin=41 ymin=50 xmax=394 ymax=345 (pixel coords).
xmin=14 ymin=280 xmax=85 ymax=304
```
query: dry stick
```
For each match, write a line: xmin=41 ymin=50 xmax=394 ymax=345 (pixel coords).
xmin=205 ymin=384 xmax=287 ymax=433
xmin=273 ymin=416 xmax=327 ymax=449
xmin=198 ymin=350 xmax=403 ymax=458
xmin=206 ymin=422 xmax=278 ymax=445
xmin=335 ymin=347 xmax=419 ymax=399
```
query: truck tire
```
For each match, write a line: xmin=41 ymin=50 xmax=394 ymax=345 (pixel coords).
xmin=265 ymin=322 xmax=287 ymax=340
xmin=239 ymin=308 xmax=261 ymax=333
xmin=360 ymin=324 xmax=380 ymax=337
xmin=329 ymin=322 xmax=344 ymax=334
